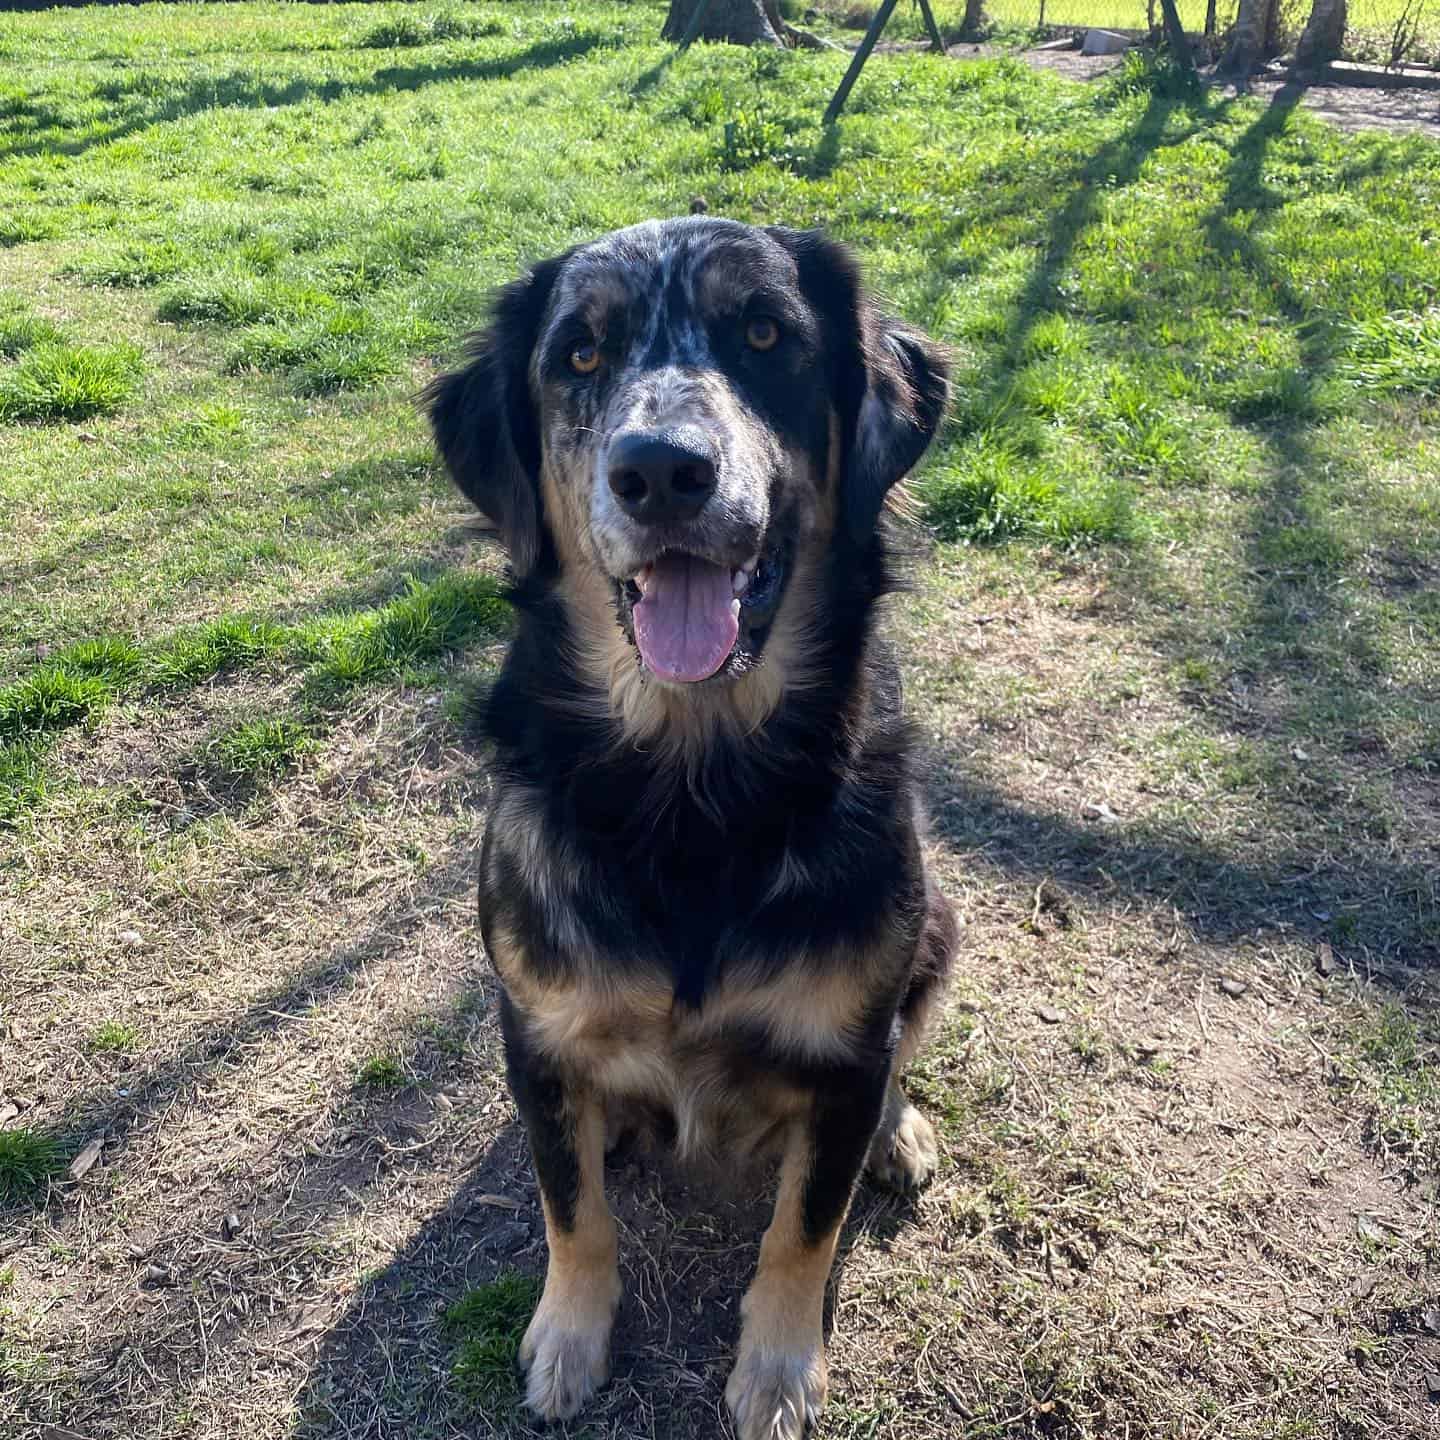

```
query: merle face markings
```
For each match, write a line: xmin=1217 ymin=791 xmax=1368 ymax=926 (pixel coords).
xmin=531 ymin=219 xmax=832 ymax=683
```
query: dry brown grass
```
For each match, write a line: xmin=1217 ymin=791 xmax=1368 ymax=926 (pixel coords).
xmin=4 ymin=540 xmax=1437 ymax=1440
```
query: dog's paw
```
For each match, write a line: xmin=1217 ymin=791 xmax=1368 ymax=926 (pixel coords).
xmin=725 ymin=1334 xmax=827 ymax=1440
xmin=866 ymin=1097 xmax=938 ymax=1193
xmin=519 ymin=1296 xmax=614 ymax=1422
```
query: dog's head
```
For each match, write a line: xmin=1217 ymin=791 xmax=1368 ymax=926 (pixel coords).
xmin=427 ymin=217 xmax=947 ymax=699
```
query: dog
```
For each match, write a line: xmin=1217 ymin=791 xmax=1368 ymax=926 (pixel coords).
xmin=426 ymin=217 xmax=957 ymax=1440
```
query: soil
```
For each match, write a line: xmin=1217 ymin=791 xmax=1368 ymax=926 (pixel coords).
xmin=918 ymin=39 xmax=1440 ymax=136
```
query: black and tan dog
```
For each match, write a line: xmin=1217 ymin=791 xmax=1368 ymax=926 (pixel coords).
xmin=427 ymin=217 xmax=957 ymax=1440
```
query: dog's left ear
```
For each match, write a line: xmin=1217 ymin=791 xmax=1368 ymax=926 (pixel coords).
xmin=850 ymin=314 xmax=950 ymax=539
xmin=769 ymin=228 xmax=949 ymax=543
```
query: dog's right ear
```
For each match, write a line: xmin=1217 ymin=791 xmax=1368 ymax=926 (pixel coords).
xmin=424 ymin=256 xmax=566 ymax=578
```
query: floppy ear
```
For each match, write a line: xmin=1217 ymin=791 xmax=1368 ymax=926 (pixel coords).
xmin=423 ymin=255 xmax=566 ymax=578
xmin=850 ymin=314 xmax=949 ymax=540
xmin=768 ymin=228 xmax=949 ymax=544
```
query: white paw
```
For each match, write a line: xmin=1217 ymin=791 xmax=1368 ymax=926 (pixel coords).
xmin=867 ymin=1099 xmax=938 ymax=1193
xmin=518 ymin=1298 xmax=613 ymax=1422
xmin=725 ymin=1336 xmax=827 ymax=1440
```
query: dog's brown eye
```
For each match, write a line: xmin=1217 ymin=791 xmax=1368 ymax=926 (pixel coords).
xmin=569 ymin=342 xmax=600 ymax=376
xmin=745 ymin=317 xmax=780 ymax=352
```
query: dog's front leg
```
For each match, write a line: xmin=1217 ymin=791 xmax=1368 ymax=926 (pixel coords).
xmin=500 ymin=993 xmax=620 ymax=1422
xmin=726 ymin=1062 xmax=889 ymax=1440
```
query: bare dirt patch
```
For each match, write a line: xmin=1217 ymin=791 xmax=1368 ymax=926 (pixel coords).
xmin=5 ymin=551 xmax=1437 ymax=1440
xmin=967 ymin=41 xmax=1440 ymax=136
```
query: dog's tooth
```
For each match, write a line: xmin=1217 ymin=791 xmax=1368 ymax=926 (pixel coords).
xmin=634 ymin=565 xmax=652 ymax=595
xmin=732 ymin=569 xmax=750 ymax=596
xmin=729 ymin=598 xmax=741 ymax=620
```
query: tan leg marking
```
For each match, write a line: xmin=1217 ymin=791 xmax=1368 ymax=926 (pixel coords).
xmin=726 ymin=1124 xmax=839 ymax=1440
xmin=865 ymin=1078 xmax=939 ymax=1193
xmin=519 ymin=1095 xmax=620 ymax=1422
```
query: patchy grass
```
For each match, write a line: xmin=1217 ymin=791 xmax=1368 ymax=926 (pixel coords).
xmin=0 ymin=666 xmax=113 ymax=742
xmin=1340 ymin=1005 xmax=1440 ymax=1180
xmin=0 ymin=574 xmax=505 ymax=825
xmin=357 ymin=11 xmax=505 ymax=48
xmin=298 ymin=572 xmax=508 ymax=699
xmin=146 ymin=618 xmax=287 ymax=689
xmin=0 ymin=302 xmax=63 ymax=357
xmin=0 ymin=341 xmax=141 ymax=421
xmin=443 ymin=1272 xmax=541 ymax=1409
xmin=88 ymin=1020 xmax=140 ymax=1053
xmin=205 ymin=717 xmax=315 ymax=782
xmin=1 ymin=6 xmax=1438 ymax=1440
xmin=355 ymin=1052 xmax=407 ymax=1089
xmin=0 ymin=1130 xmax=61 ymax=1204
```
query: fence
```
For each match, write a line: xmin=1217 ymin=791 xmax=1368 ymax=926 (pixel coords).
xmin=856 ymin=0 xmax=1440 ymax=66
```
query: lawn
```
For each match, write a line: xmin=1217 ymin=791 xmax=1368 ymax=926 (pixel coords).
xmin=2 ymin=4 xmax=1439 ymax=1438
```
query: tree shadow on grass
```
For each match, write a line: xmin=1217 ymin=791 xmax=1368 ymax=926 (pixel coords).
xmin=901 ymin=77 xmax=1226 ymax=416
xmin=1116 ymin=90 xmax=1437 ymax=842
xmin=0 ymin=834 xmax=490 ymax=1226
xmin=926 ymin=744 xmax=1439 ymax=976
xmin=909 ymin=76 xmax=1437 ymax=984
xmin=6 ymin=962 xmax=508 ymax=1432
xmin=8 ymin=901 xmax=929 ymax=1439
xmin=290 ymin=1128 xmax=931 ymax=1438
xmin=0 ymin=32 xmax=615 ymax=165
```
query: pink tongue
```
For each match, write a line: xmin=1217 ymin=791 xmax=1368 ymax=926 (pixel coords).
xmin=633 ymin=554 xmax=739 ymax=683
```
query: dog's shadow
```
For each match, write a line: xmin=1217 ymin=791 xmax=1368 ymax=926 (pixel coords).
xmin=294 ymin=1123 xmax=929 ymax=1436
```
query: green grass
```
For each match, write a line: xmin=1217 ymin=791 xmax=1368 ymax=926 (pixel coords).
xmin=0 ymin=341 xmax=142 ymax=421
xmin=357 ymin=11 xmax=505 ymax=48
xmin=0 ymin=1129 xmax=61 ymax=1204
xmin=147 ymin=617 xmax=287 ymax=689
xmin=1343 ymin=1006 xmax=1440 ymax=1179
xmin=0 ymin=574 xmax=505 ymax=823
xmin=0 ymin=666 xmax=113 ymax=742
xmin=0 ymin=303 xmax=63 ymax=357
xmin=0 ymin=4 xmax=1434 ymax=839
xmin=88 ymin=1020 xmax=140 ymax=1053
xmin=356 ymin=1052 xmax=407 ymax=1089
xmin=443 ymin=1271 xmax=541 ymax=1408
xmin=1341 ymin=308 xmax=1440 ymax=394
xmin=206 ymin=717 xmax=316 ymax=781
xmin=298 ymin=572 xmax=508 ymax=698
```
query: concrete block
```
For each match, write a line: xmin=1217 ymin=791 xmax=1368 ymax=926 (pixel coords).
xmin=1081 ymin=28 xmax=1130 ymax=55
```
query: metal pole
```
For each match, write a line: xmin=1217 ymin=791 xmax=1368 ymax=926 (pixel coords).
xmin=823 ymin=0 xmax=902 ymax=125
xmin=916 ymin=0 xmax=947 ymax=52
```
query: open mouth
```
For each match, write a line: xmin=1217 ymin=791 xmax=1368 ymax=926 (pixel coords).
xmin=617 ymin=539 xmax=789 ymax=684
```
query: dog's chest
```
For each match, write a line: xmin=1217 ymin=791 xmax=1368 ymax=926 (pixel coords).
xmin=517 ymin=963 xmax=868 ymax=1142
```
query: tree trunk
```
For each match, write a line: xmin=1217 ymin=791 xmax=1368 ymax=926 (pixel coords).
xmin=961 ymin=0 xmax=987 ymax=38
xmin=1294 ymin=0 xmax=1347 ymax=69
xmin=1218 ymin=0 xmax=1278 ymax=81
xmin=662 ymin=0 xmax=783 ymax=44
xmin=1158 ymin=0 xmax=1196 ymax=69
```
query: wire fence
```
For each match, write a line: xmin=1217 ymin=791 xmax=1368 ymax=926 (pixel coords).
xmin=901 ymin=0 xmax=1440 ymax=65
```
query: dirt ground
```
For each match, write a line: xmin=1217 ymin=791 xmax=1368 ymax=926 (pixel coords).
xmin=963 ymin=41 xmax=1440 ymax=136
xmin=4 ymin=548 xmax=1438 ymax=1439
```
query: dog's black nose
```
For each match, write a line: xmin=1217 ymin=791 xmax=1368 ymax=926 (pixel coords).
xmin=607 ymin=431 xmax=717 ymax=526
